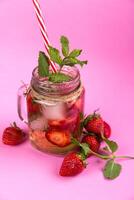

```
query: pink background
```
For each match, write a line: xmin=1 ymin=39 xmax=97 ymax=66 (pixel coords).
xmin=0 ymin=0 xmax=134 ymax=199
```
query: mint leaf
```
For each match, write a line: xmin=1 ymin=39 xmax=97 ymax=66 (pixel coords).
xmin=103 ymin=159 xmax=122 ymax=180
xmin=38 ymin=51 xmax=50 ymax=77
xmin=60 ymin=36 xmax=69 ymax=57
xmin=77 ymin=60 xmax=88 ymax=67
xmin=49 ymin=46 xmax=62 ymax=65
xmin=69 ymin=49 xmax=82 ymax=57
xmin=62 ymin=57 xmax=88 ymax=67
xmin=62 ymin=57 xmax=78 ymax=66
xmin=105 ymin=139 xmax=118 ymax=153
xmin=49 ymin=73 xmax=71 ymax=83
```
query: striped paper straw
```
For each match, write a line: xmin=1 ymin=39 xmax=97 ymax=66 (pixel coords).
xmin=32 ymin=0 xmax=57 ymax=72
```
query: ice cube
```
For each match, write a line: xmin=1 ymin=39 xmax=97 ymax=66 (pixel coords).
xmin=43 ymin=102 xmax=66 ymax=120
xmin=29 ymin=116 xmax=47 ymax=130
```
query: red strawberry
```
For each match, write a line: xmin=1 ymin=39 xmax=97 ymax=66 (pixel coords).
xmin=26 ymin=93 xmax=40 ymax=114
xmin=46 ymin=130 xmax=71 ymax=147
xmin=59 ymin=152 xmax=85 ymax=176
xmin=82 ymin=135 xmax=100 ymax=156
xmin=84 ymin=112 xmax=104 ymax=136
xmin=2 ymin=123 xmax=27 ymax=145
xmin=104 ymin=121 xmax=111 ymax=138
xmin=48 ymin=119 xmax=65 ymax=128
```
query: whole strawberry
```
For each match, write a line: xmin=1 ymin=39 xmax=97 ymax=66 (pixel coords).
xmin=82 ymin=135 xmax=100 ymax=156
xmin=84 ymin=111 xmax=104 ymax=136
xmin=103 ymin=121 xmax=111 ymax=139
xmin=2 ymin=122 xmax=27 ymax=145
xmin=59 ymin=152 xmax=86 ymax=176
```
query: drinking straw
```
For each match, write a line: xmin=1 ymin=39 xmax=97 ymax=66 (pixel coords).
xmin=32 ymin=0 xmax=57 ymax=72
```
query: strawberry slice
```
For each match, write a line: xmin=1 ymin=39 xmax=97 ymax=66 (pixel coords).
xmin=46 ymin=130 xmax=71 ymax=147
xmin=26 ymin=93 xmax=40 ymax=115
xmin=48 ymin=119 xmax=66 ymax=129
xmin=30 ymin=130 xmax=77 ymax=154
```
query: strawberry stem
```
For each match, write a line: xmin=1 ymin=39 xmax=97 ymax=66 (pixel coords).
xmin=72 ymin=138 xmax=110 ymax=159
xmin=93 ymin=108 xmax=100 ymax=116
xmin=89 ymin=149 xmax=112 ymax=160
xmin=114 ymin=155 xmax=134 ymax=160
xmin=72 ymin=138 xmax=134 ymax=161
xmin=89 ymin=150 xmax=134 ymax=160
xmin=13 ymin=122 xmax=18 ymax=128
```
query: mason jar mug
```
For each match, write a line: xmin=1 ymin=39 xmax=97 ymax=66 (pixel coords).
xmin=18 ymin=66 xmax=85 ymax=155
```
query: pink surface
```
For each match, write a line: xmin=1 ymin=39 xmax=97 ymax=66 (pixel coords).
xmin=0 ymin=0 xmax=134 ymax=199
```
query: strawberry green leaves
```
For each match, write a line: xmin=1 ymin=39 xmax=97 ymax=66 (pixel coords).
xmin=38 ymin=51 xmax=50 ymax=77
xmin=105 ymin=139 xmax=118 ymax=153
xmin=103 ymin=159 xmax=122 ymax=180
xmin=80 ymin=143 xmax=90 ymax=157
xmin=83 ymin=115 xmax=92 ymax=126
xmin=102 ymin=138 xmax=122 ymax=179
xmin=71 ymin=138 xmax=90 ymax=158
xmin=60 ymin=36 xmax=69 ymax=57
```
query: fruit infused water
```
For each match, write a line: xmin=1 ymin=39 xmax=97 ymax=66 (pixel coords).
xmin=18 ymin=36 xmax=87 ymax=155
xmin=27 ymin=66 xmax=85 ymax=154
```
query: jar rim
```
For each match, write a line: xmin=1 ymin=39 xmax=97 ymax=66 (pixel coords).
xmin=32 ymin=66 xmax=80 ymax=85
xmin=31 ymin=66 xmax=81 ymax=96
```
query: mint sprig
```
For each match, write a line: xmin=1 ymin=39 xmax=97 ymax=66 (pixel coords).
xmin=37 ymin=35 xmax=88 ymax=82
xmin=49 ymin=35 xmax=88 ymax=69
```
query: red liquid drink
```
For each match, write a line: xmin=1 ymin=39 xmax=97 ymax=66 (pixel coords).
xmin=26 ymin=66 xmax=85 ymax=154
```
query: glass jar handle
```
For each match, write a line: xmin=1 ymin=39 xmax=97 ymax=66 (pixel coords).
xmin=17 ymin=84 xmax=29 ymax=124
